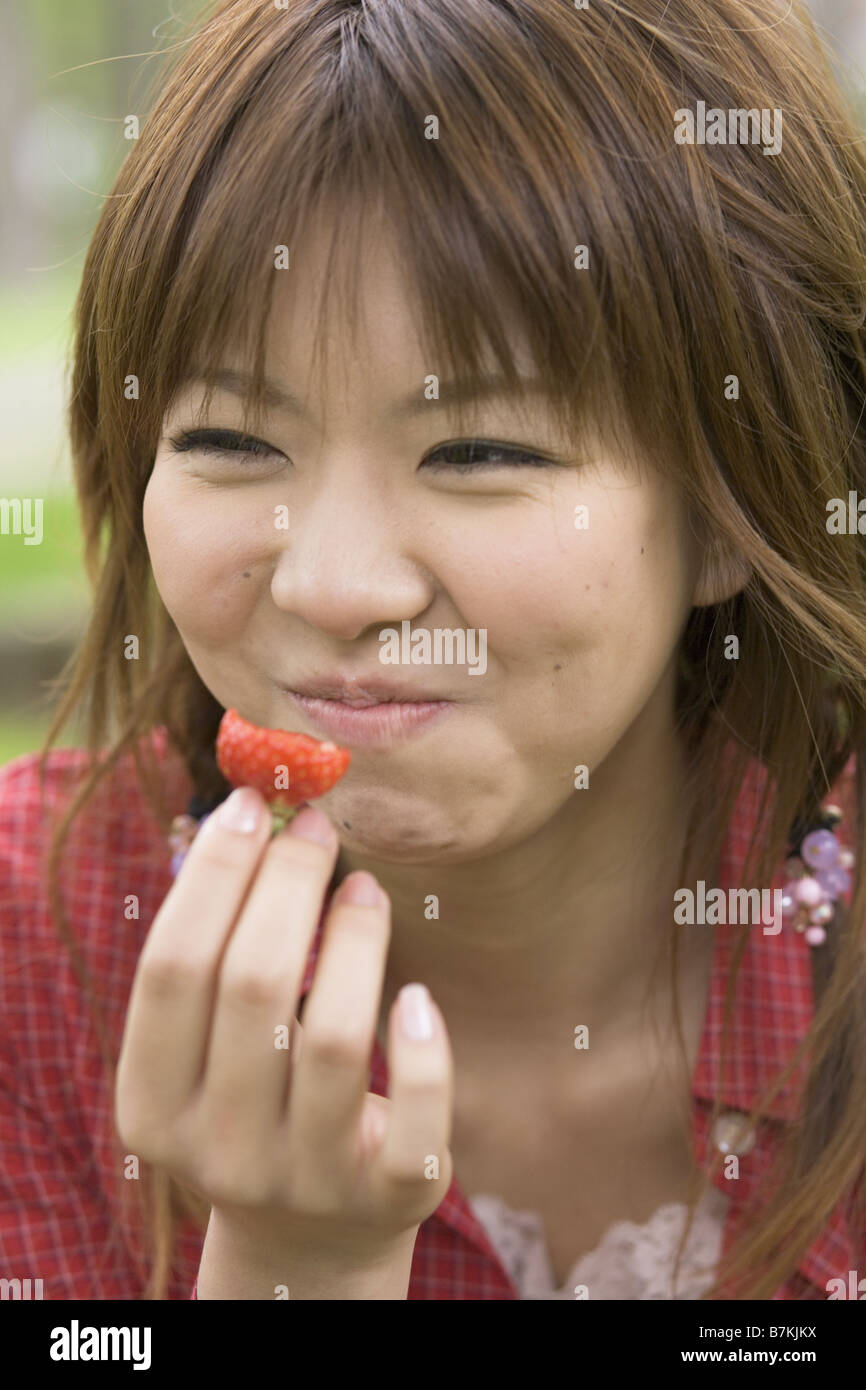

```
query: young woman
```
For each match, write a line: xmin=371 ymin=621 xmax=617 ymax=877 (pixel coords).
xmin=1 ymin=0 xmax=865 ymax=1301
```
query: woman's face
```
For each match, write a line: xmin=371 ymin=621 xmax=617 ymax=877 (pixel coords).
xmin=143 ymin=219 xmax=709 ymax=865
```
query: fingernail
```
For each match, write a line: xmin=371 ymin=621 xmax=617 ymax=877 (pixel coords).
xmin=336 ymin=871 xmax=382 ymax=906
xmin=287 ymin=806 xmax=335 ymax=847
xmin=214 ymin=787 xmax=262 ymax=833
xmin=398 ymin=983 xmax=435 ymax=1041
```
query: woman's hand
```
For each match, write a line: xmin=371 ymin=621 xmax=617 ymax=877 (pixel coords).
xmin=115 ymin=786 xmax=454 ymax=1298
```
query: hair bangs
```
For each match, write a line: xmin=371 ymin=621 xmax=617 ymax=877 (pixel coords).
xmin=125 ymin=0 xmax=652 ymax=468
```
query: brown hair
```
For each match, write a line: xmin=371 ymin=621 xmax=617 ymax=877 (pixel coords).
xmin=39 ymin=0 xmax=866 ymax=1297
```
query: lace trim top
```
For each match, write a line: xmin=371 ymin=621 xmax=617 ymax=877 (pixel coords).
xmin=467 ymin=1183 xmax=730 ymax=1299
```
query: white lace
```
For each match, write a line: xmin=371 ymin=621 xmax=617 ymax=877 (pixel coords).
xmin=467 ymin=1183 xmax=729 ymax=1300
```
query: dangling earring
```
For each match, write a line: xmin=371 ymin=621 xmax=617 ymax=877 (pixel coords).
xmin=781 ymin=804 xmax=854 ymax=947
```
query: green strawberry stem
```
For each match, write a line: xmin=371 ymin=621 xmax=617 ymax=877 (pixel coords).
xmin=270 ymin=805 xmax=299 ymax=835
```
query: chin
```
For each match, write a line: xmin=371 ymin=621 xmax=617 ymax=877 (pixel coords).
xmin=326 ymin=788 xmax=473 ymax=862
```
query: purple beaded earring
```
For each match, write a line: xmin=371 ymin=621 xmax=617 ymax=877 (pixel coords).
xmin=781 ymin=804 xmax=854 ymax=947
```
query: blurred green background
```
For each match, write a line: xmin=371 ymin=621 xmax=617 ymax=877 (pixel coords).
xmin=0 ymin=1 xmax=200 ymax=766
xmin=0 ymin=0 xmax=864 ymax=769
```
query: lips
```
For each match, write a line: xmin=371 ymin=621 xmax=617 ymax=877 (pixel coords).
xmin=285 ymin=676 xmax=449 ymax=707
xmin=277 ymin=678 xmax=457 ymax=747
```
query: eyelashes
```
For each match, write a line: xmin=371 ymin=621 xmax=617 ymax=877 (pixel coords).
xmin=167 ymin=428 xmax=280 ymax=459
xmin=423 ymin=441 xmax=554 ymax=471
xmin=166 ymin=428 xmax=555 ymax=472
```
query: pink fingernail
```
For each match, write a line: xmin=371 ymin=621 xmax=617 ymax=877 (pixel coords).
xmin=287 ymin=806 xmax=335 ymax=847
xmin=214 ymin=787 xmax=261 ymax=833
xmin=398 ymin=983 xmax=435 ymax=1041
xmin=337 ymin=871 xmax=382 ymax=906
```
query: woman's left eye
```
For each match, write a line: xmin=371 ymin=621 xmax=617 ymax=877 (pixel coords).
xmin=423 ymin=441 xmax=552 ymax=471
xmin=167 ymin=428 xmax=283 ymax=460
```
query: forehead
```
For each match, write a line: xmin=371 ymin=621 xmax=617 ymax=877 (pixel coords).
xmin=166 ymin=211 xmax=550 ymax=435
xmin=161 ymin=190 xmax=613 ymax=457
xmin=258 ymin=225 xmax=538 ymax=412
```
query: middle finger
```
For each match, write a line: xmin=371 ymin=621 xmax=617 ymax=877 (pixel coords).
xmin=200 ymin=806 xmax=340 ymax=1145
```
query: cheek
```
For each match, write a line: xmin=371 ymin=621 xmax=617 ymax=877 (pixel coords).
xmin=438 ymin=506 xmax=588 ymax=659
xmin=447 ymin=486 xmax=693 ymax=672
xmin=550 ymin=502 xmax=695 ymax=714
xmin=435 ymin=500 xmax=635 ymax=658
xmin=142 ymin=471 xmax=260 ymax=639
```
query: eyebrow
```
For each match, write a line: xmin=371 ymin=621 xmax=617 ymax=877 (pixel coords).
xmin=177 ymin=367 xmax=548 ymax=423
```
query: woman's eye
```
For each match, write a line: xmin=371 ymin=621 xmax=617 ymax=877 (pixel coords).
xmin=167 ymin=428 xmax=283 ymax=461
xmin=166 ymin=430 xmax=552 ymax=472
xmin=423 ymin=441 xmax=552 ymax=472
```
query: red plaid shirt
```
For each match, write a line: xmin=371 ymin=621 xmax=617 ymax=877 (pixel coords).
xmin=0 ymin=728 xmax=861 ymax=1300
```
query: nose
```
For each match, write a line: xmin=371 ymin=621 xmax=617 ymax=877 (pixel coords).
xmin=268 ymin=465 xmax=435 ymax=641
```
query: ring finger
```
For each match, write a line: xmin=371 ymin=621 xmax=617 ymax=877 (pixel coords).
xmin=286 ymin=870 xmax=391 ymax=1172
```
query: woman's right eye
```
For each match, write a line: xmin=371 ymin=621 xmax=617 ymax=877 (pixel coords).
xmin=167 ymin=427 xmax=283 ymax=460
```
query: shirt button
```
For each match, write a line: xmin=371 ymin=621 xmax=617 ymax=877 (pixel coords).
xmin=712 ymin=1111 xmax=756 ymax=1156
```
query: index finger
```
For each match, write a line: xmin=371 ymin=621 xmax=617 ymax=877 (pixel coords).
xmin=116 ymin=787 xmax=273 ymax=1128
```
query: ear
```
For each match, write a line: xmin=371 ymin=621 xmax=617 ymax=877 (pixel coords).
xmin=691 ymin=527 xmax=753 ymax=608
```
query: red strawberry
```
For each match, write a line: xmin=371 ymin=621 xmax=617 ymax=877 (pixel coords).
xmin=216 ymin=709 xmax=350 ymax=817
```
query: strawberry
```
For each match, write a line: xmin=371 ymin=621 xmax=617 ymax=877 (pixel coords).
xmin=215 ymin=708 xmax=350 ymax=826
